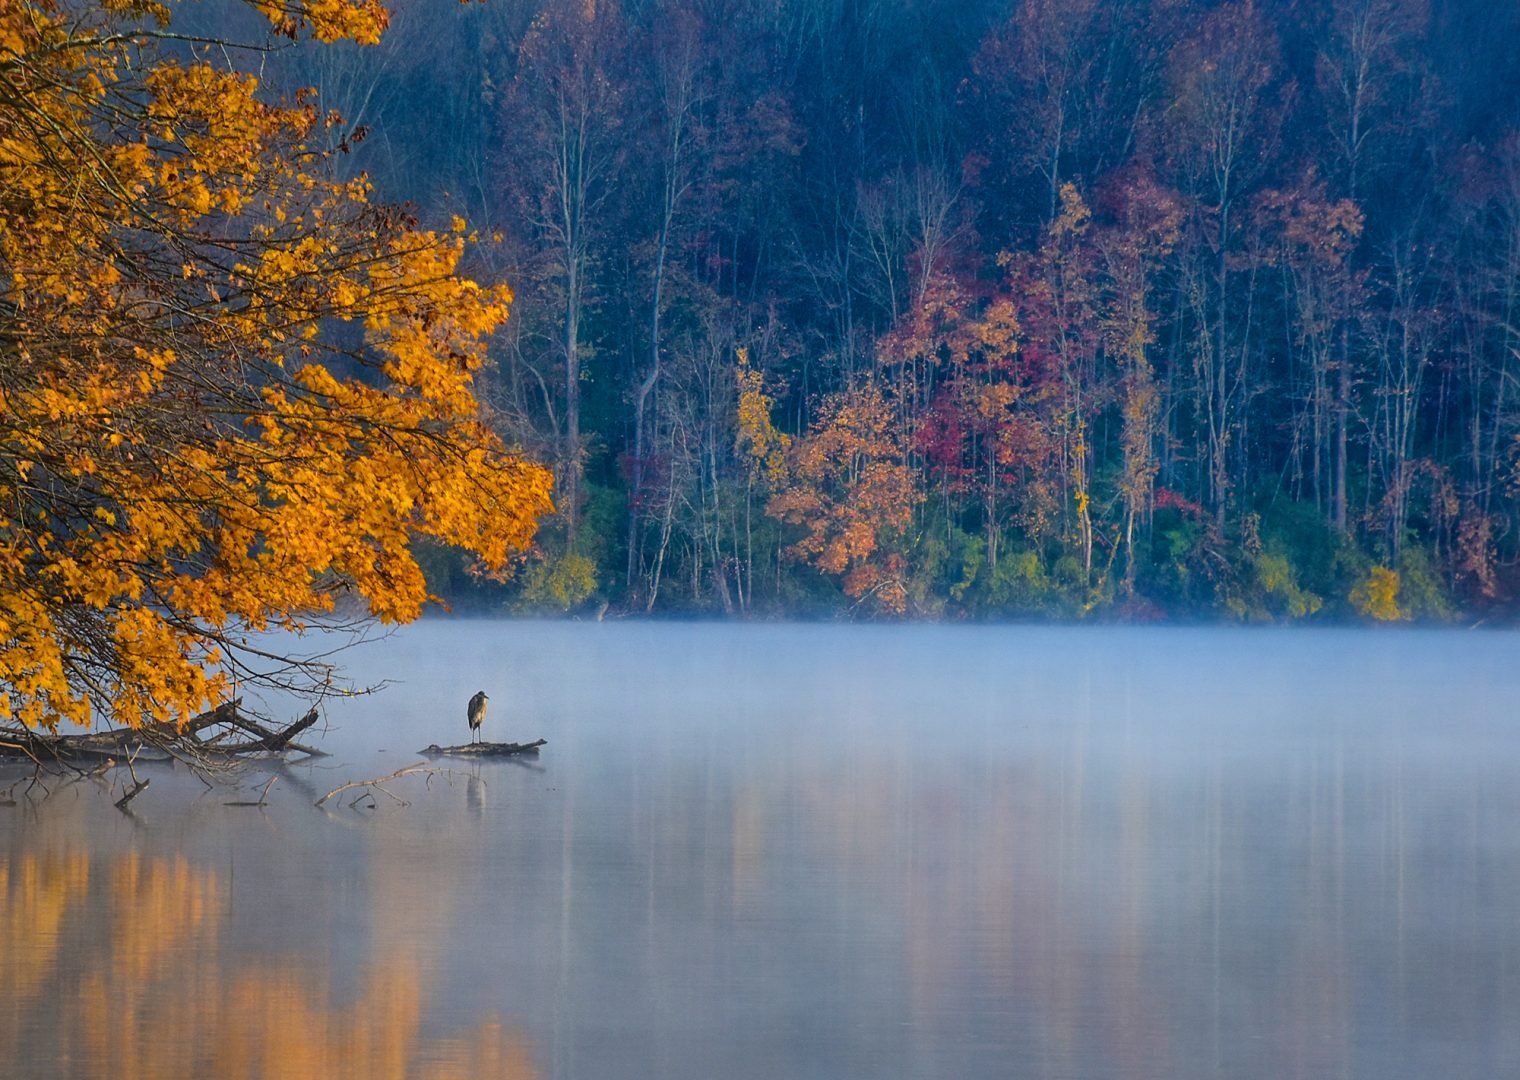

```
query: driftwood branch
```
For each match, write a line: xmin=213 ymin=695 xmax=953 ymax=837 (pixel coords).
xmin=0 ymin=740 xmax=43 ymax=767
xmin=315 ymin=762 xmax=452 ymax=808
xmin=418 ymin=739 xmax=547 ymax=757
xmin=0 ymin=699 xmax=326 ymax=772
xmin=216 ymin=707 xmax=319 ymax=754
xmin=114 ymin=780 xmax=149 ymax=810
xmin=114 ymin=750 xmax=149 ymax=811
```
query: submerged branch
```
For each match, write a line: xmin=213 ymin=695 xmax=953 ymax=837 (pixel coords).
xmin=226 ymin=774 xmax=279 ymax=807
xmin=315 ymin=762 xmax=456 ymax=808
xmin=114 ymin=750 xmax=149 ymax=811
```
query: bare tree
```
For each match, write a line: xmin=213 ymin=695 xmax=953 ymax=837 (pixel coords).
xmin=501 ymin=0 xmax=628 ymax=549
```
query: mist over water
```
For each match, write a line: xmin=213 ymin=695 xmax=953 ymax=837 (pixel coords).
xmin=5 ymin=621 xmax=1520 ymax=1078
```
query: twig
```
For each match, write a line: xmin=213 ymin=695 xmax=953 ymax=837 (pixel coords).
xmin=225 ymin=774 xmax=278 ymax=807
xmin=20 ymin=770 xmax=50 ymax=800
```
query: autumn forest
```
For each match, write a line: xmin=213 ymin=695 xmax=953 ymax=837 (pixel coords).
xmin=221 ymin=0 xmax=1517 ymax=623
xmin=8 ymin=6 xmax=1520 ymax=1073
xmin=8 ymin=0 xmax=1520 ymax=730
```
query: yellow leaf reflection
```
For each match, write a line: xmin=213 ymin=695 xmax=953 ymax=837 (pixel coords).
xmin=0 ymin=847 xmax=538 ymax=1079
xmin=0 ymin=852 xmax=90 ymax=1006
xmin=418 ymin=1021 xmax=539 ymax=1080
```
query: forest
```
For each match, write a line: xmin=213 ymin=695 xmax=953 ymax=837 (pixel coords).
xmin=37 ymin=0 xmax=1520 ymax=623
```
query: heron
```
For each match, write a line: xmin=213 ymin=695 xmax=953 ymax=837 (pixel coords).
xmin=467 ymin=690 xmax=489 ymax=744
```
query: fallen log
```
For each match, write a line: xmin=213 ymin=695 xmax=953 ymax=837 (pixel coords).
xmin=216 ymin=707 xmax=320 ymax=755
xmin=0 ymin=726 xmax=171 ymax=762
xmin=418 ymin=739 xmax=547 ymax=757
xmin=0 ymin=700 xmax=326 ymax=768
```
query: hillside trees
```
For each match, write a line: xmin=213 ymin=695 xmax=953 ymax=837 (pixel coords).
xmin=253 ymin=0 xmax=1520 ymax=622
xmin=0 ymin=0 xmax=553 ymax=729
xmin=1093 ymin=173 xmax=1183 ymax=598
xmin=767 ymin=381 xmax=921 ymax=613
xmin=497 ymin=0 xmax=627 ymax=551
xmin=1162 ymin=0 xmax=1287 ymax=526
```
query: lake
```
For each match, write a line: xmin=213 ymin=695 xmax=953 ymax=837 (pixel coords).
xmin=4 ymin=621 xmax=1520 ymax=1078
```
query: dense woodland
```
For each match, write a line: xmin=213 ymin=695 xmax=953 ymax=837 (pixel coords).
xmin=226 ymin=0 xmax=1520 ymax=620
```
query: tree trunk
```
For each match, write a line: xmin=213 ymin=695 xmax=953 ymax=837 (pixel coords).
xmin=564 ymin=260 xmax=581 ymax=549
xmin=1334 ymin=324 xmax=1350 ymax=533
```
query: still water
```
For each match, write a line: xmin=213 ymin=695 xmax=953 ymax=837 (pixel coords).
xmin=4 ymin=621 xmax=1520 ymax=1078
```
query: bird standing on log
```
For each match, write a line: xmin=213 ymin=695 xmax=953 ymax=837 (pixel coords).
xmin=467 ymin=690 xmax=489 ymax=743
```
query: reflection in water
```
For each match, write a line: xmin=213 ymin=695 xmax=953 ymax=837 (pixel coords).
xmin=2 ymin=850 xmax=90 ymax=1008
xmin=1 ymin=816 xmax=538 ymax=1080
xmin=3 ymin=622 xmax=1520 ymax=1078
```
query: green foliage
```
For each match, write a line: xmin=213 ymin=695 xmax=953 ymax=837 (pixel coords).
xmin=1139 ymin=509 xmax=1211 ymax=613
xmin=502 ymin=481 xmax=623 ymax=614
xmin=414 ymin=539 xmax=461 ymax=599
xmin=1052 ymin=554 xmax=1085 ymax=590
xmin=1395 ymin=544 xmax=1456 ymax=622
xmin=982 ymin=549 xmax=1063 ymax=614
xmin=1134 ymin=498 xmax=1330 ymax=622
xmin=1254 ymin=495 xmax=1341 ymax=603
xmin=900 ymin=518 xmax=1092 ymax=618
xmin=904 ymin=532 xmax=953 ymax=618
xmin=1252 ymin=552 xmax=1324 ymax=619
xmin=577 ymin=481 xmax=627 ymax=569
xmin=1329 ymin=540 xmax=1377 ymax=616
xmin=1215 ymin=549 xmax=1323 ymax=622
xmin=414 ymin=541 xmax=514 ymax=612
xmin=948 ymin=536 xmax=986 ymax=607
xmin=515 ymin=552 xmax=600 ymax=612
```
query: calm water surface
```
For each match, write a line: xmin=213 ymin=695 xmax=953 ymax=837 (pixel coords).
xmin=4 ymin=622 xmax=1520 ymax=1078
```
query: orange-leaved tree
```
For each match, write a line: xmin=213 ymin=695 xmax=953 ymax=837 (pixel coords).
xmin=0 ymin=1 xmax=553 ymax=730
xmin=766 ymin=382 xmax=921 ymax=614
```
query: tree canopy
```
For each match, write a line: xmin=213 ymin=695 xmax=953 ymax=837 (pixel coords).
xmin=10 ymin=0 xmax=1520 ymax=668
xmin=346 ymin=0 xmax=1515 ymax=624
xmin=0 ymin=0 xmax=553 ymax=730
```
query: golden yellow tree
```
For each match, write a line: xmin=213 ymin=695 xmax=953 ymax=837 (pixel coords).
xmin=1350 ymin=566 xmax=1403 ymax=621
xmin=735 ymin=348 xmax=789 ymax=489
xmin=0 ymin=1 xmax=553 ymax=730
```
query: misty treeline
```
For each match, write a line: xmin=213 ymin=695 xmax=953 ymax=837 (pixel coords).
xmin=236 ymin=0 xmax=1520 ymax=620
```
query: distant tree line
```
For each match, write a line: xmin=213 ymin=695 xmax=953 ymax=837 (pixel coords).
xmin=261 ymin=0 xmax=1520 ymax=621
